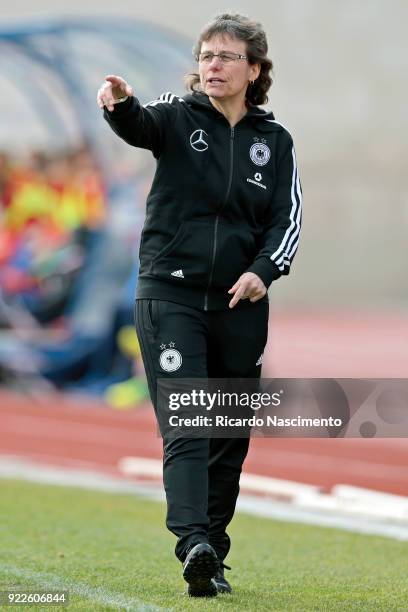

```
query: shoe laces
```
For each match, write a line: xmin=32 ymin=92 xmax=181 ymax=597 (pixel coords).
xmin=216 ymin=562 xmax=231 ymax=580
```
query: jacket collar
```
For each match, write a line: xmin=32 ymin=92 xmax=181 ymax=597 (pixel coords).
xmin=183 ymin=91 xmax=275 ymax=122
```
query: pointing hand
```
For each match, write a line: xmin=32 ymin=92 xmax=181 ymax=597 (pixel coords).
xmin=97 ymin=75 xmax=133 ymax=111
xmin=228 ymin=272 xmax=267 ymax=309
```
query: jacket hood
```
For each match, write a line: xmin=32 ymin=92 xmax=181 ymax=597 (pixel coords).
xmin=182 ymin=92 xmax=278 ymax=132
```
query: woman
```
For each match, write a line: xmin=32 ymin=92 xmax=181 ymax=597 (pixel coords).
xmin=98 ymin=12 xmax=302 ymax=598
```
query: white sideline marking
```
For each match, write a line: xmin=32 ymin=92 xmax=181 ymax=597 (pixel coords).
xmin=329 ymin=484 xmax=408 ymax=521
xmin=240 ymin=473 xmax=320 ymax=498
xmin=236 ymin=495 xmax=408 ymax=542
xmin=118 ymin=456 xmax=408 ymax=522
xmin=299 ymin=489 xmax=408 ymax=522
xmin=2 ymin=455 xmax=408 ymax=541
xmin=119 ymin=456 xmax=321 ymax=498
xmin=333 ymin=484 xmax=408 ymax=506
xmin=119 ymin=457 xmax=162 ymax=478
xmin=0 ymin=564 xmax=171 ymax=612
xmin=0 ymin=455 xmax=165 ymax=501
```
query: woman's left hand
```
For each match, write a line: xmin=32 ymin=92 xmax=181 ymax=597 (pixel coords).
xmin=228 ymin=272 xmax=267 ymax=308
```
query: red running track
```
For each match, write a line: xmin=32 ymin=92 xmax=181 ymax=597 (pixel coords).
xmin=1 ymin=310 xmax=407 ymax=495
xmin=1 ymin=390 xmax=408 ymax=496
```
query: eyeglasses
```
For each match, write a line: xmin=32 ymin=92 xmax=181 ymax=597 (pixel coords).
xmin=197 ymin=51 xmax=248 ymax=64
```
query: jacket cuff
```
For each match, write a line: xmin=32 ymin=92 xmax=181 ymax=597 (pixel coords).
xmin=246 ymin=257 xmax=281 ymax=288
xmin=102 ymin=95 xmax=135 ymax=117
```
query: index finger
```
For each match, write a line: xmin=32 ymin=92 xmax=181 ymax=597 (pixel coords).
xmin=228 ymin=285 xmax=246 ymax=308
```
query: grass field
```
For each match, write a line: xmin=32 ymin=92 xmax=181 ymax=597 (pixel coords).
xmin=1 ymin=479 xmax=407 ymax=611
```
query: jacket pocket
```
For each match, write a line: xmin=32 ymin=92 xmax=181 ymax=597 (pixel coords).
xmin=150 ymin=220 xmax=213 ymax=286
xmin=211 ymin=224 xmax=258 ymax=288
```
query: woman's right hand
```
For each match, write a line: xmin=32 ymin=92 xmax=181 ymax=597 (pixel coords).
xmin=97 ymin=75 xmax=134 ymax=111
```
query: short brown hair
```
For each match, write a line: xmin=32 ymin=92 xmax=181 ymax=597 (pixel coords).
xmin=184 ymin=13 xmax=273 ymax=106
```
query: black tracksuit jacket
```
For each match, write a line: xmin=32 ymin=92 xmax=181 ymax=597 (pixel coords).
xmin=104 ymin=91 xmax=302 ymax=310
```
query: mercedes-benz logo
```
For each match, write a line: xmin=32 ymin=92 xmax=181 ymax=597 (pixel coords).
xmin=190 ymin=129 xmax=209 ymax=152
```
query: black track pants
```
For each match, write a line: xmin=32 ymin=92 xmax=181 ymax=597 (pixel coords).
xmin=135 ymin=298 xmax=269 ymax=563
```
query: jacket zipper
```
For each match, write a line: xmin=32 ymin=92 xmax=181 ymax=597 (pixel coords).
xmin=204 ymin=126 xmax=235 ymax=310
